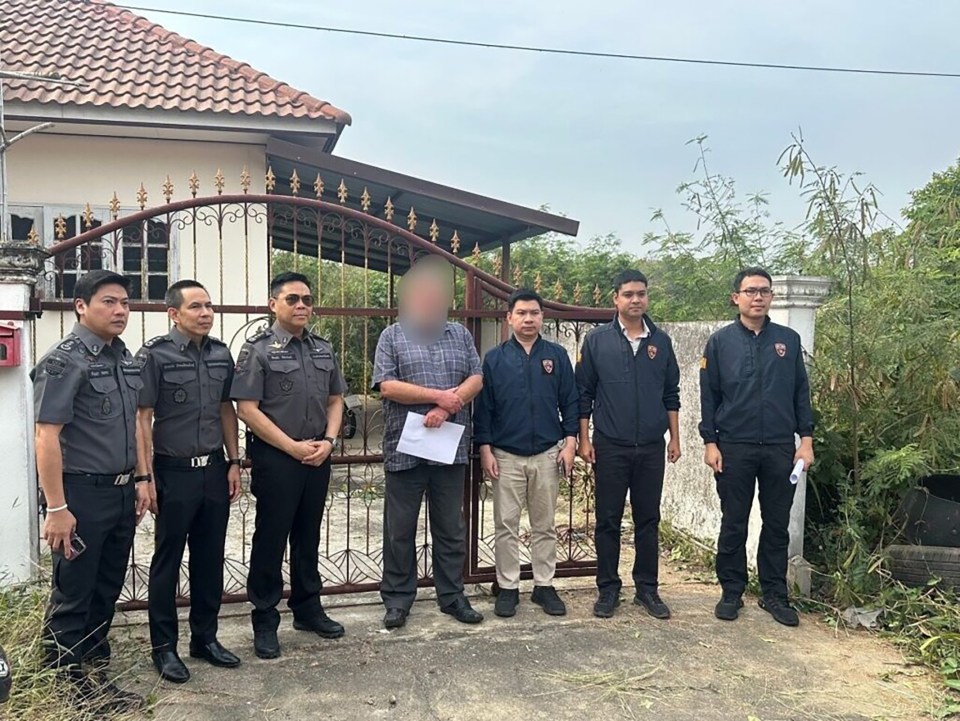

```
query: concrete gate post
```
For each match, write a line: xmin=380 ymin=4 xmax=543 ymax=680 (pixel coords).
xmin=761 ymin=274 xmax=832 ymax=594
xmin=0 ymin=240 xmax=48 ymax=585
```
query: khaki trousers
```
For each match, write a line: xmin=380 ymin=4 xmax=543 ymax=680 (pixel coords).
xmin=492 ymin=447 xmax=561 ymax=589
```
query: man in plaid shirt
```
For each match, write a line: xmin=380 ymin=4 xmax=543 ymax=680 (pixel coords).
xmin=373 ymin=258 xmax=484 ymax=629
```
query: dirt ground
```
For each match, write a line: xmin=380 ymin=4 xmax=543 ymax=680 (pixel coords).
xmin=106 ymin=562 xmax=945 ymax=721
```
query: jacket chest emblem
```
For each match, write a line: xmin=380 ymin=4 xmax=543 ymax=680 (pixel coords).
xmin=774 ymin=342 xmax=787 ymax=358
xmin=647 ymin=344 xmax=658 ymax=360
xmin=541 ymin=358 xmax=554 ymax=375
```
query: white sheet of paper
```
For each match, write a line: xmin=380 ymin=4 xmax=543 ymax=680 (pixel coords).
xmin=396 ymin=412 xmax=466 ymax=465
xmin=789 ymin=459 xmax=805 ymax=485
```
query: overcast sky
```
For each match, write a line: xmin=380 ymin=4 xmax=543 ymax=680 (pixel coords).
xmin=136 ymin=1 xmax=960 ymax=253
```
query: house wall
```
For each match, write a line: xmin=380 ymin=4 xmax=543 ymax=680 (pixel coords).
xmin=7 ymin=133 xmax=270 ymax=360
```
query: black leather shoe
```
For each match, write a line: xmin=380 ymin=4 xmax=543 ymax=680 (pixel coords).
xmin=292 ymin=610 xmax=345 ymax=639
xmin=152 ymin=650 xmax=190 ymax=683
xmin=593 ymin=589 xmax=620 ymax=618
xmin=634 ymin=590 xmax=671 ymax=620
xmin=759 ymin=596 xmax=800 ymax=627
xmin=253 ymin=629 xmax=281 ymax=660
xmin=531 ymin=586 xmax=567 ymax=616
xmin=494 ymin=588 xmax=519 ymax=618
xmin=383 ymin=607 xmax=408 ymax=629
xmin=714 ymin=592 xmax=744 ymax=621
xmin=441 ymin=595 xmax=483 ymax=624
xmin=189 ymin=639 xmax=241 ymax=668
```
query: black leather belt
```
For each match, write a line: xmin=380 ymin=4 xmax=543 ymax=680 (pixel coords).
xmin=63 ymin=470 xmax=134 ymax=486
xmin=154 ymin=450 xmax=225 ymax=469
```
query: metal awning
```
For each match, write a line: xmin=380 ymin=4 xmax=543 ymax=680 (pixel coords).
xmin=266 ymin=138 xmax=579 ymax=273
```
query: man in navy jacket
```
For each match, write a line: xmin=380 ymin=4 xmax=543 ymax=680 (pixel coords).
xmin=576 ymin=270 xmax=681 ymax=620
xmin=699 ymin=267 xmax=814 ymax=627
xmin=474 ymin=289 xmax=579 ymax=618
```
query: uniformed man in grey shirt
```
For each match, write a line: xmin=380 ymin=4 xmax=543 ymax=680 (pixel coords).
xmin=136 ymin=280 xmax=243 ymax=683
xmin=32 ymin=270 xmax=151 ymax=712
xmin=231 ymin=271 xmax=347 ymax=660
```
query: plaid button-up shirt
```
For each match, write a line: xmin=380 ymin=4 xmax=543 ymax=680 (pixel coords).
xmin=373 ymin=321 xmax=483 ymax=472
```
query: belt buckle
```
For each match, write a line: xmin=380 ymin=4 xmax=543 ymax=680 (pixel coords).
xmin=113 ymin=473 xmax=128 ymax=486
xmin=190 ymin=454 xmax=210 ymax=468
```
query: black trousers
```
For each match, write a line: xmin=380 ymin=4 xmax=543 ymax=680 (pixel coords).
xmin=380 ymin=464 xmax=466 ymax=611
xmin=593 ymin=436 xmax=666 ymax=593
xmin=247 ymin=439 xmax=331 ymax=632
xmin=44 ymin=480 xmax=135 ymax=670
xmin=715 ymin=442 xmax=796 ymax=599
xmin=147 ymin=458 xmax=230 ymax=651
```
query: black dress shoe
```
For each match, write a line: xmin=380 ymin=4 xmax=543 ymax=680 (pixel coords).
xmin=634 ymin=590 xmax=671 ymax=620
xmin=253 ymin=629 xmax=281 ymax=660
xmin=152 ymin=650 xmax=190 ymax=684
xmin=292 ymin=610 xmax=345 ymax=639
xmin=383 ymin=607 xmax=408 ymax=629
xmin=189 ymin=639 xmax=241 ymax=668
xmin=440 ymin=595 xmax=483 ymax=624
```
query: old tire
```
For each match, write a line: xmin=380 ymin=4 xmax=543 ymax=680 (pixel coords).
xmin=886 ymin=544 xmax=960 ymax=591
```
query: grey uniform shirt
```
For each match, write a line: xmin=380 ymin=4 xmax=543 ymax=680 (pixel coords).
xmin=230 ymin=321 xmax=347 ymax=440
xmin=136 ymin=327 xmax=235 ymax=458
xmin=372 ymin=321 xmax=483 ymax=472
xmin=32 ymin=323 xmax=142 ymax=474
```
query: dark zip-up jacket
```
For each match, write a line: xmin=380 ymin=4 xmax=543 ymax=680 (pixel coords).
xmin=576 ymin=315 xmax=680 ymax=446
xmin=698 ymin=317 xmax=814 ymax=445
xmin=474 ymin=336 xmax=579 ymax=457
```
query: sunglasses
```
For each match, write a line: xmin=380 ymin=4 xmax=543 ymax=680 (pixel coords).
xmin=277 ymin=293 xmax=315 ymax=307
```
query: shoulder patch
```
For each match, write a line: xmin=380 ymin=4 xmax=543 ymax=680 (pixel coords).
xmin=247 ymin=328 xmax=273 ymax=344
xmin=44 ymin=353 xmax=69 ymax=378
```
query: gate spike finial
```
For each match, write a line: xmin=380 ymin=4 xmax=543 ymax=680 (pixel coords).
xmin=162 ymin=175 xmax=174 ymax=203
xmin=313 ymin=174 xmax=324 ymax=199
xmin=337 ymin=179 xmax=348 ymax=204
xmin=534 ymin=270 xmax=543 ymax=293
xmin=450 ymin=230 xmax=461 ymax=253
xmin=553 ymin=277 xmax=564 ymax=300
xmin=593 ymin=283 xmax=603 ymax=305
xmin=471 ymin=242 xmax=482 ymax=265
xmin=361 ymin=187 xmax=372 ymax=213
xmin=289 ymin=169 xmax=301 ymax=196
xmin=492 ymin=253 xmax=502 ymax=276
xmin=407 ymin=207 xmax=417 ymax=232
xmin=214 ymin=168 xmax=225 ymax=195
xmin=512 ymin=264 xmax=523 ymax=286
xmin=384 ymin=196 xmax=395 ymax=222
xmin=265 ymin=166 xmax=277 ymax=193
xmin=82 ymin=203 xmax=95 ymax=229
xmin=188 ymin=171 xmax=200 ymax=198
xmin=55 ymin=214 xmax=66 ymax=239
xmin=109 ymin=192 xmax=121 ymax=219
xmin=240 ymin=165 xmax=252 ymax=193
xmin=27 ymin=227 xmax=40 ymax=245
xmin=136 ymin=183 xmax=148 ymax=210
xmin=573 ymin=281 xmax=583 ymax=304
xmin=429 ymin=219 xmax=439 ymax=243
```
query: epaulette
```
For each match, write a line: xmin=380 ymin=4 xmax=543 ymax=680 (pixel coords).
xmin=247 ymin=328 xmax=273 ymax=344
xmin=308 ymin=330 xmax=331 ymax=344
xmin=208 ymin=335 xmax=227 ymax=346
xmin=141 ymin=335 xmax=173 ymax=349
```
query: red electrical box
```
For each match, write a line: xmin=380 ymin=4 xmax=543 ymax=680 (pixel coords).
xmin=0 ymin=323 xmax=22 ymax=367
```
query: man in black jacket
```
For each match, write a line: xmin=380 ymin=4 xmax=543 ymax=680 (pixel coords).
xmin=474 ymin=289 xmax=579 ymax=618
xmin=577 ymin=270 xmax=681 ymax=620
xmin=699 ymin=267 xmax=814 ymax=627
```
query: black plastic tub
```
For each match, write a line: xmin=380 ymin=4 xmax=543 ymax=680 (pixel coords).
xmin=900 ymin=475 xmax=960 ymax=548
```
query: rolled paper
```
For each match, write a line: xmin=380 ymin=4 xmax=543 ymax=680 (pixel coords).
xmin=789 ymin=459 xmax=805 ymax=485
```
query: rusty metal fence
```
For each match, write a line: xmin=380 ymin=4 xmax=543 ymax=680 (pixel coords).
xmin=27 ymin=168 xmax=610 ymax=607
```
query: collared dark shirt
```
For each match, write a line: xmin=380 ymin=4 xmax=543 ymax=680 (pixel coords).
xmin=32 ymin=322 xmax=141 ymax=474
xmin=474 ymin=335 xmax=579 ymax=457
xmin=576 ymin=314 xmax=681 ymax=446
xmin=372 ymin=321 xmax=482 ymax=472
xmin=698 ymin=316 xmax=814 ymax=445
xmin=230 ymin=321 xmax=347 ymax=440
xmin=136 ymin=326 xmax=235 ymax=457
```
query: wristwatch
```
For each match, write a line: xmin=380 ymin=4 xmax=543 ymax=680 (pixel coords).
xmin=228 ymin=458 xmax=242 ymax=467
xmin=322 ymin=436 xmax=339 ymax=449
xmin=134 ymin=473 xmax=152 ymax=484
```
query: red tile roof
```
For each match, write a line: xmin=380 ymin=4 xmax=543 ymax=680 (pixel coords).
xmin=1 ymin=0 xmax=352 ymax=126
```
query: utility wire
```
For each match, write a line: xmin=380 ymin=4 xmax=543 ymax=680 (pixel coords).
xmin=119 ymin=4 xmax=960 ymax=79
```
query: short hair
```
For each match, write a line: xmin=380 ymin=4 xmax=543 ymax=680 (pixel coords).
xmin=507 ymin=289 xmax=543 ymax=312
xmin=74 ymin=270 xmax=129 ymax=303
xmin=165 ymin=279 xmax=207 ymax=309
xmin=612 ymin=269 xmax=648 ymax=292
xmin=270 ymin=271 xmax=311 ymax=297
xmin=732 ymin=267 xmax=773 ymax=292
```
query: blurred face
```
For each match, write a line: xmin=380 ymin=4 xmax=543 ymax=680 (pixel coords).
xmin=613 ymin=281 xmax=648 ymax=322
xmin=170 ymin=286 xmax=214 ymax=339
xmin=269 ymin=281 xmax=313 ymax=333
xmin=732 ymin=275 xmax=774 ymax=321
xmin=76 ymin=283 xmax=129 ymax=340
xmin=508 ymin=299 xmax=543 ymax=341
xmin=399 ymin=264 xmax=451 ymax=331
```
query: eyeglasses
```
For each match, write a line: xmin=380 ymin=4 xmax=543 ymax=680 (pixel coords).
xmin=737 ymin=287 xmax=773 ymax=298
xmin=278 ymin=293 xmax=314 ymax=307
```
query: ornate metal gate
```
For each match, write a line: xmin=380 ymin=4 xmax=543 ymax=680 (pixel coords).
xmin=31 ymin=168 xmax=609 ymax=608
